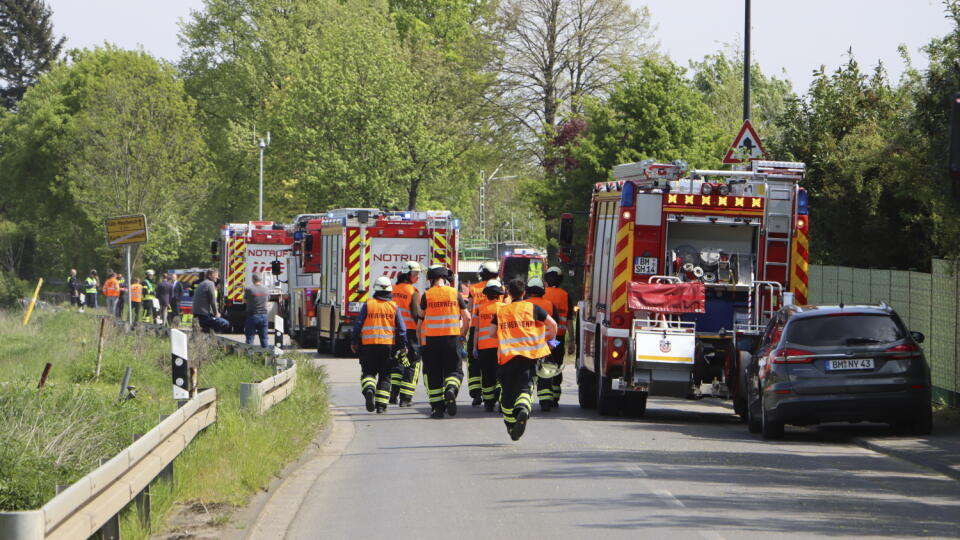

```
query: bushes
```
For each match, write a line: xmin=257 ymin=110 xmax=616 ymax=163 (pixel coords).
xmin=0 ymin=272 xmax=25 ymax=308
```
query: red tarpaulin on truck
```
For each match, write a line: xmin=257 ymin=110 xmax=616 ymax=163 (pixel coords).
xmin=627 ymin=281 xmax=705 ymax=314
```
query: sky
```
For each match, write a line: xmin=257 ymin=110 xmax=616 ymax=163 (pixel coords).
xmin=46 ymin=0 xmax=956 ymax=93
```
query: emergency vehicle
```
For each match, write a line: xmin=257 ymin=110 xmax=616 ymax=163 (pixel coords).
xmin=499 ymin=248 xmax=546 ymax=284
xmin=216 ymin=221 xmax=295 ymax=330
xmin=288 ymin=208 xmax=460 ymax=354
xmin=563 ymin=159 xmax=809 ymax=417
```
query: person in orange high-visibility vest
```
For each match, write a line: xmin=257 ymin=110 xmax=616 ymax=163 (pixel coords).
xmin=543 ymin=267 xmax=574 ymax=406
xmin=351 ymin=276 xmax=407 ymax=414
xmin=419 ymin=265 xmax=470 ymax=419
xmin=129 ymin=278 xmax=143 ymax=323
xmin=389 ymin=261 xmax=423 ymax=407
xmin=102 ymin=272 xmax=120 ymax=318
xmin=525 ymin=277 xmax=560 ymax=412
xmin=466 ymin=261 xmax=499 ymax=407
xmin=495 ymin=279 xmax=557 ymax=441
xmin=472 ymin=278 xmax=505 ymax=412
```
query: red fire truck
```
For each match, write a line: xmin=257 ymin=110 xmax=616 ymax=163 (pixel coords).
xmin=499 ymin=248 xmax=546 ymax=284
xmin=563 ymin=159 xmax=809 ymax=417
xmin=216 ymin=221 xmax=295 ymax=330
xmin=286 ymin=209 xmax=460 ymax=354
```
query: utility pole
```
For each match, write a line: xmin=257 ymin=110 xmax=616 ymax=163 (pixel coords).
xmin=743 ymin=0 xmax=751 ymax=121
xmin=257 ymin=131 xmax=271 ymax=221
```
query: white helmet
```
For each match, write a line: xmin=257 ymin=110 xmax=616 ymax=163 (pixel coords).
xmin=527 ymin=277 xmax=545 ymax=289
xmin=545 ymin=266 xmax=562 ymax=276
xmin=536 ymin=359 xmax=561 ymax=379
xmin=485 ymin=278 xmax=503 ymax=289
xmin=479 ymin=261 xmax=499 ymax=276
xmin=373 ymin=276 xmax=393 ymax=292
xmin=146 ymin=269 xmax=155 ymax=276
xmin=401 ymin=261 xmax=422 ymax=273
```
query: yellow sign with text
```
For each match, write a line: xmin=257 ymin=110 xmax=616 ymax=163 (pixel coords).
xmin=105 ymin=214 xmax=148 ymax=247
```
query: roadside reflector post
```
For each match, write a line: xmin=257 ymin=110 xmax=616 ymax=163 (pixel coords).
xmin=37 ymin=363 xmax=52 ymax=390
xmin=95 ymin=317 xmax=107 ymax=379
xmin=274 ymin=315 xmax=284 ymax=352
xmin=22 ymin=278 xmax=43 ymax=326
xmin=171 ymin=329 xmax=190 ymax=402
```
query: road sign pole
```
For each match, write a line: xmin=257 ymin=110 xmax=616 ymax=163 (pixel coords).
xmin=126 ymin=245 xmax=133 ymax=326
xmin=743 ymin=0 xmax=751 ymax=122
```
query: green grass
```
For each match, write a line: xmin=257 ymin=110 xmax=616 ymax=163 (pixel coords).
xmin=0 ymin=308 xmax=329 ymax=539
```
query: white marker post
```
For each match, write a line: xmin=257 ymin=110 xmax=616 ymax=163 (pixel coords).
xmin=171 ymin=329 xmax=189 ymax=400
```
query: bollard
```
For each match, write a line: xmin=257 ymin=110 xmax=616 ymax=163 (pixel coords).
xmin=21 ymin=278 xmax=43 ymax=326
xmin=37 ymin=363 xmax=52 ymax=390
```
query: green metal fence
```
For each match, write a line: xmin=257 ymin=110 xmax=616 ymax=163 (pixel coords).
xmin=808 ymin=260 xmax=959 ymax=408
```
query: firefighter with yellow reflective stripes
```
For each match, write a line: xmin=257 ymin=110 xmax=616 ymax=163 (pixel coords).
xmin=472 ymin=278 xmax=504 ymax=412
xmin=351 ymin=276 xmax=408 ymax=414
xmin=419 ymin=265 xmax=470 ymax=418
xmin=466 ymin=261 xmax=499 ymax=406
xmin=494 ymin=279 xmax=557 ymax=440
xmin=524 ymin=277 xmax=559 ymax=411
xmin=389 ymin=261 xmax=423 ymax=407
xmin=542 ymin=266 xmax=575 ymax=408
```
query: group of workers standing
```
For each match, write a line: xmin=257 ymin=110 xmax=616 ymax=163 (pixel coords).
xmin=67 ymin=267 xmax=183 ymax=325
xmin=352 ymin=261 xmax=574 ymax=441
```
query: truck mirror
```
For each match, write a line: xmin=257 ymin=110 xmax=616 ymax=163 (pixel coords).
xmin=210 ymin=240 xmax=219 ymax=255
xmin=271 ymin=260 xmax=282 ymax=276
xmin=304 ymin=234 xmax=314 ymax=252
xmin=559 ymin=213 xmax=574 ymax=247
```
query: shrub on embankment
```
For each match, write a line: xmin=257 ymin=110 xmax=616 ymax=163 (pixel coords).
xmin=0 ymin=309 xmax=328 ymax=537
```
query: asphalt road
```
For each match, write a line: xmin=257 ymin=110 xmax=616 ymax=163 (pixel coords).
xmin=276 ymin=351 xmax=960 ymax=539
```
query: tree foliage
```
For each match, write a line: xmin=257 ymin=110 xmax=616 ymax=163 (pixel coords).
xmin=0 ymin=47 xmax=212 ymax=276
xmin=0 ymin=0 xmax=63 ymax=110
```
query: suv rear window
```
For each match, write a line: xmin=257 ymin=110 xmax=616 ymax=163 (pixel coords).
xmin=785 ymin=314 xmax=905 ymax=347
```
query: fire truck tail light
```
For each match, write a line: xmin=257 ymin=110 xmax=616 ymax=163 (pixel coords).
xmin=612 ymin=314 xmax=625 ymax=326
xmin=797 ymin=218 xmax=806 ymax=229
xmin=612 ymin=338 xmax=624 ymax=348
xmin=623 ymin=210 xmax=632 ymax=220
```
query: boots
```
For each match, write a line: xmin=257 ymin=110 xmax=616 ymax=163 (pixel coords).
xmin=363 ymin=389 xmax=375 ymax=412
xmin=444 ymin=387 xmax=458 ymax=417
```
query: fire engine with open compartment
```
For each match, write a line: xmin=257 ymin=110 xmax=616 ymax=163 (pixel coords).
xmin=562 ymin=159 xmax=809 ymax=417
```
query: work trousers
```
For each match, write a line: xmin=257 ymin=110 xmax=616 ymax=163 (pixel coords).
xmin=85 ymin=292 xmax=98 ymax=309
xmin=466 ymin=327 xmax=482 ymax=398
xmin=245 ymin=313 xmax=269 ymax=348
xmin=477 ymin=348 xmax=500 ymax=405
xmin=131 ymin=301 xmax=141 ymax=323
xmin=499 ymin=356 xmax=537 ymax=432
xmin=422 ymin=335 xmax=463 ymax=411
xmin=106 ymin=296 xmax=119 ymax=317
xmin=390 ymin=330 xmax=421 ymax=402
xmin=537 ymin=335 xmax=565 ymax=404
xmin=168 ymin=302 xmax=180 ymax=326
xmin=359 ymin=344 xmax=394 ymax=408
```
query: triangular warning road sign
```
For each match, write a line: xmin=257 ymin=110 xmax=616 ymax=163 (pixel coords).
xmin=722 ymin=119 xmax=767 ymax=164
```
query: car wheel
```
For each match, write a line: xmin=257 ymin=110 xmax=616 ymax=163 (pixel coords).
xmin=760 ymin=390 xmax=784 ymax=440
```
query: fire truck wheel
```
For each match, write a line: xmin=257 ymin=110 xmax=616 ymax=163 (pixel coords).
xmin=577 ymin=368 xmax=597 ymax=409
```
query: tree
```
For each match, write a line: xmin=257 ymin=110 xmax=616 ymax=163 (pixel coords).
xmin=689 ymin=49 xmax=794 ymax=149
xmin=494 ymin=0 xmax=656 ymax=157
xmin=0 ymin=0 xmax=63 ymax=110
xmin=0 ymin=47 xmax=212 ymax=275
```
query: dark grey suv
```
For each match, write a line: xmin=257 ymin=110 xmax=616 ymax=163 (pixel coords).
xmin=745 ymin=304 xmax=932 ymax=439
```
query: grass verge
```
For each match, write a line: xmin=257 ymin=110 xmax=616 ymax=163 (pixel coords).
xmin=0 ymin=308 xmax=328 ymax=539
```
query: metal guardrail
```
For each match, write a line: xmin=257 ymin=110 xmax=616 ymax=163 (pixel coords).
xmin=0 ymin=389 xmax=217 ymax=540
xmin=240 ymin=364 xmax=298 ymax=414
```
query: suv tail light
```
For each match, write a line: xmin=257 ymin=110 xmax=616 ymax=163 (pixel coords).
xmin=885 ymin=343 xmax=921 ymax=359
xmin=772 ymin=348 xmax=814 ymax=364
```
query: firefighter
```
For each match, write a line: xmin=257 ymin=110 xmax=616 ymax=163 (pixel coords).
xmin=142 ymin=269 xmax=158 ymax=323
xmin=495 ymin=279 xmax=557 ymax=440
xmin=84 ymin=270 xmax=99 ymax=309
xmin=419 ymin=265 xmax=470 ymax=418
xmin=524 ymin=277 xmax=560 ymax=411
xmin=542 ymin=266 xmax=575 ymax=408
xmin=389 ymin=261 xmax=423 ymax=407
xmin=351 ymin=276 xmax=407 ymax=414
xmin=466 ymin=261 xmax=499 ymax=406
xmin=473 ymin=278 xmax=504 ymax=412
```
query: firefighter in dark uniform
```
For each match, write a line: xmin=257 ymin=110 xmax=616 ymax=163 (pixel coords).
xmin=466 ymin=261 xmax=499 ymax=406
xmin=420 ymin=265 xmax=470 ymax=418
xmin=389 ymin=261 xmax=423 ymax=407
xmin=473 ymin=278 xmax=504 ymax=412
xmin=542 ymin=266 xmax=575 ymax=407
xmin=495 ymin=279 xmax=557 ymax=440
xmin=352 ymin=276 xmax=408 ymax=414
xmin=524 ymin=277 xmax=560 ymax=411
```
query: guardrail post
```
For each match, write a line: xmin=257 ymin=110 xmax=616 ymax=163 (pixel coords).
xmin=158 ymin=414 xmax=176 ymax=484
xmin=0 ymin=511 xmax=44 ymax=540
xmin=97 ymin=458 xmax=122 ymax=540
xmin=239 ymin=382 xmax=259 ymax=412
xmin=132 ymin=434 xmax=151 ymax=528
